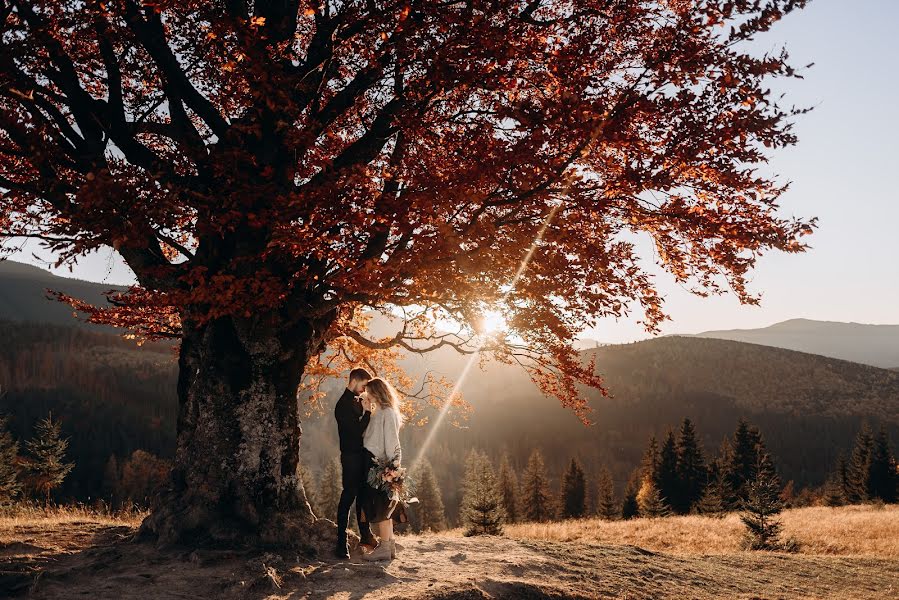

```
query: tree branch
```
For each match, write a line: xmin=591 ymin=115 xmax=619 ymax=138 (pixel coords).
xmin=344 ymin=327 xmax=479 ymax=355
xmin=122 ymin=0 xmax=230 ymax=139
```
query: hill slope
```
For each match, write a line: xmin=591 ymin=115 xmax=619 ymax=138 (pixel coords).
xmin=585 ymin=335 xmax=899 ymax=422
xmin=691 ymin=318 xmax=899 ymax=368
xmin=0 ymin=260 xmax=123 ymax=331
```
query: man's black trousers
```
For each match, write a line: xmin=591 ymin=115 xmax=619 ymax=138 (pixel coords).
xmin=336 ymin=451 xmax=374 ymax=543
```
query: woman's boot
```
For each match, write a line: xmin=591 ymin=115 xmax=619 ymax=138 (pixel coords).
xmin=362 ymin=539 xmax=393 ymax=561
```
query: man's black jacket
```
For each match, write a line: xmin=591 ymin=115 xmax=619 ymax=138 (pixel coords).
xmin=334 ymin=388 xmax=371 ymax=454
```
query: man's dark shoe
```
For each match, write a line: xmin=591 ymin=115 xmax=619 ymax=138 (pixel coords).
xmin=334 ymin=542 xmax=350 ymax=559
xmin=335 ymin=530 xmax=350 ymax=559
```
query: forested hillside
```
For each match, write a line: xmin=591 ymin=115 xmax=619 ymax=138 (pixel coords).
xmin=585 ymin=336 xmax=899 ymax=422
xmin=0 ymin=321 xmax=176 ymax=500
xmin=2 ymin=318 xmax=897 ymax=524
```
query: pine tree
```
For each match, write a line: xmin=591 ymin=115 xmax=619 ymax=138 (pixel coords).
xmin=821 ymin=452 xmax=851 ymax=506
xmin=495 ymin=453 xmax=519 ymax=524
xmin=461 ymin=450 xmax=504 ymax=536
xmin=595 ymin=466 xmax=617 ymax=520
xmin=318 ymin=458 xmax=342 ymax=522
xmin=714 ymin=437 xmax=737 ymax=508
xmin=740 ymin=452 xmax=785 ymax=551
xmin=869 ymin=427 xmax=898 ymax=503
xmin=834 ymin=453 xmax=851 ymax=504
xmin=636 ymin=477 xmax=669 ymax=518
xmin=725 ymin=419 xmax=764 ymax=507
xmin=640 ymin=435 xmax=661 ymax=484
xmin=657 ymin=430 xmax=680 ymax=512
xmin=411 ymin=459 xmax=446 ymax=533
xmin=696 ymin=460 xmax=727 ymax=517
xmin=299 ymin=464 xmax=320 ymax=517
xmin=676 ymin=418 xmax=707 ymax=514
xmin=846 ymin=424 xmax=874 ymax=503
xmin=697 ymin=476 xmax=727 ymax=517
xmin=621 ymin=470 xmax=640 ymax=520
xmin=560 ymin=458 xmax=587 ymax=519
xmin=0 ymin=415 xmax=22 ymax=505
xmin=25 ymin=413 xmax=74 ymax=504
xmin=822 ymin=475 xmax=846 ymax=507
xmin=521 ymin=448 xmax=553 ymax=522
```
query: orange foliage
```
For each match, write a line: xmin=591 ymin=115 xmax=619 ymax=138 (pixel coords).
xmin=0 ymin=1 xmax=815 ymax=419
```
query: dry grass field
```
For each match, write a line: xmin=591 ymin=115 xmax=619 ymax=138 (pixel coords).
xmin=492 ymin=504 xmax=899 ymax=558
xmin=1 ymin=504 xmax=897 ymax=599
xmin=0 ymin=503 xmax=147 ymax=531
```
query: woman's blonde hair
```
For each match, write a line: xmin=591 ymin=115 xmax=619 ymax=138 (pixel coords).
xmin=365 ymin=377 xmax=404 ymax=425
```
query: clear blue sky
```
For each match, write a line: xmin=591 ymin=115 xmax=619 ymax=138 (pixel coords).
xmin=9 ymin=0 xmax=899 ymax=343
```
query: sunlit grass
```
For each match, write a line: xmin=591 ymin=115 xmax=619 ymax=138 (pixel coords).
xmin=445 ymin=504 xmax=899 ymax=559
xmin=5 ymin=502 xmax=897 ymax=561
xmin=0 ymin=501 xmax=148 ymax=533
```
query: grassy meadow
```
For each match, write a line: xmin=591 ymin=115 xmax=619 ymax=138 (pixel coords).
xmin=0 ymin=502 xmax=146 ymax=542
xmin=5 ymin=502 xmax=897 ymax=559
xmin=463 ymin=503 xmax=899 ymax=558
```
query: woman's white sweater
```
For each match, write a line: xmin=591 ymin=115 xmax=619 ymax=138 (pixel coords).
xmin=363 ymin=405 xmax=402 ymax=463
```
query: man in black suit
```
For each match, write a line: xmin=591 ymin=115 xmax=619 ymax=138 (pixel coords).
xmin=334 ymin=367 xmax=377 ymax=558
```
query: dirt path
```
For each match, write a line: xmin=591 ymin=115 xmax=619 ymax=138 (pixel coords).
xmin=1 ymin=522 xmax=897 ymax=599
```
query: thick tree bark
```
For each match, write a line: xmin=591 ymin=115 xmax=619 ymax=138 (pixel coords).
xmin=139 ymin=312 xmax=337 ymax=551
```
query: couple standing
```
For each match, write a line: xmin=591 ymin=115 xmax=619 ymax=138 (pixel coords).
xmin=334 ymin=367 xmax=406 ymax=561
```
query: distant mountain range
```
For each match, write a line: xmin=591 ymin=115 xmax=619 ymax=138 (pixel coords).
xmin=5 ymin=259 xmax=897 ymax=368
xmin=688 ymin=318 xmax=899 ymax=369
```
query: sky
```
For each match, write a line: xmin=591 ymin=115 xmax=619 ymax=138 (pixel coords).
xmin=7 ymin=0 xmax=899 ymax=344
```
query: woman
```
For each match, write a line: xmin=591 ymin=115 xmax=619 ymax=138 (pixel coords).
xmin=359 ymin=377 xmax=405 ymax=561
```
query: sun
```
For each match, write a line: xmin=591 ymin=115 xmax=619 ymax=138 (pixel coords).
xmin=480 ymin=309 xmax=508 ymax=335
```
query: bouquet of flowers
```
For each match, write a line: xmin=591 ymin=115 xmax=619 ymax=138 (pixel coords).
xmin=368 ymin=455 xmax=418 ymax=505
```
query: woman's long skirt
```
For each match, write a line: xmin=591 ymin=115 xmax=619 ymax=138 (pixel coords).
xmin=359 ymin=450 xmax=409 ymax=525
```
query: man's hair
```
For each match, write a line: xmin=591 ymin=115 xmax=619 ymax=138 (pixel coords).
xmin=348 ymin=367 xmax=372 ymax=383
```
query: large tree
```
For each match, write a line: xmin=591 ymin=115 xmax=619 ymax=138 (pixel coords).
xmin=0 ymin=1 xmax=813 ymax=546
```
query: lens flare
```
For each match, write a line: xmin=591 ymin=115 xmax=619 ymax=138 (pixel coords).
xmin=411 ymin=201 xmax=565 ymax=471
xmin=411 ymin=118 xmax=607 ymax=469
xmin=480 ymin=309 xmax=507 ymax=334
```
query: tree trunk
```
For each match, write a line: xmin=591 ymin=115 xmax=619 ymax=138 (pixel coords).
xmin=139 ymin=312 xmax=338 ymax=552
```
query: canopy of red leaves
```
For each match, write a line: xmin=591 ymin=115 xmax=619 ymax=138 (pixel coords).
xmin=0 ymin=1 xmax=815 ymax=421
